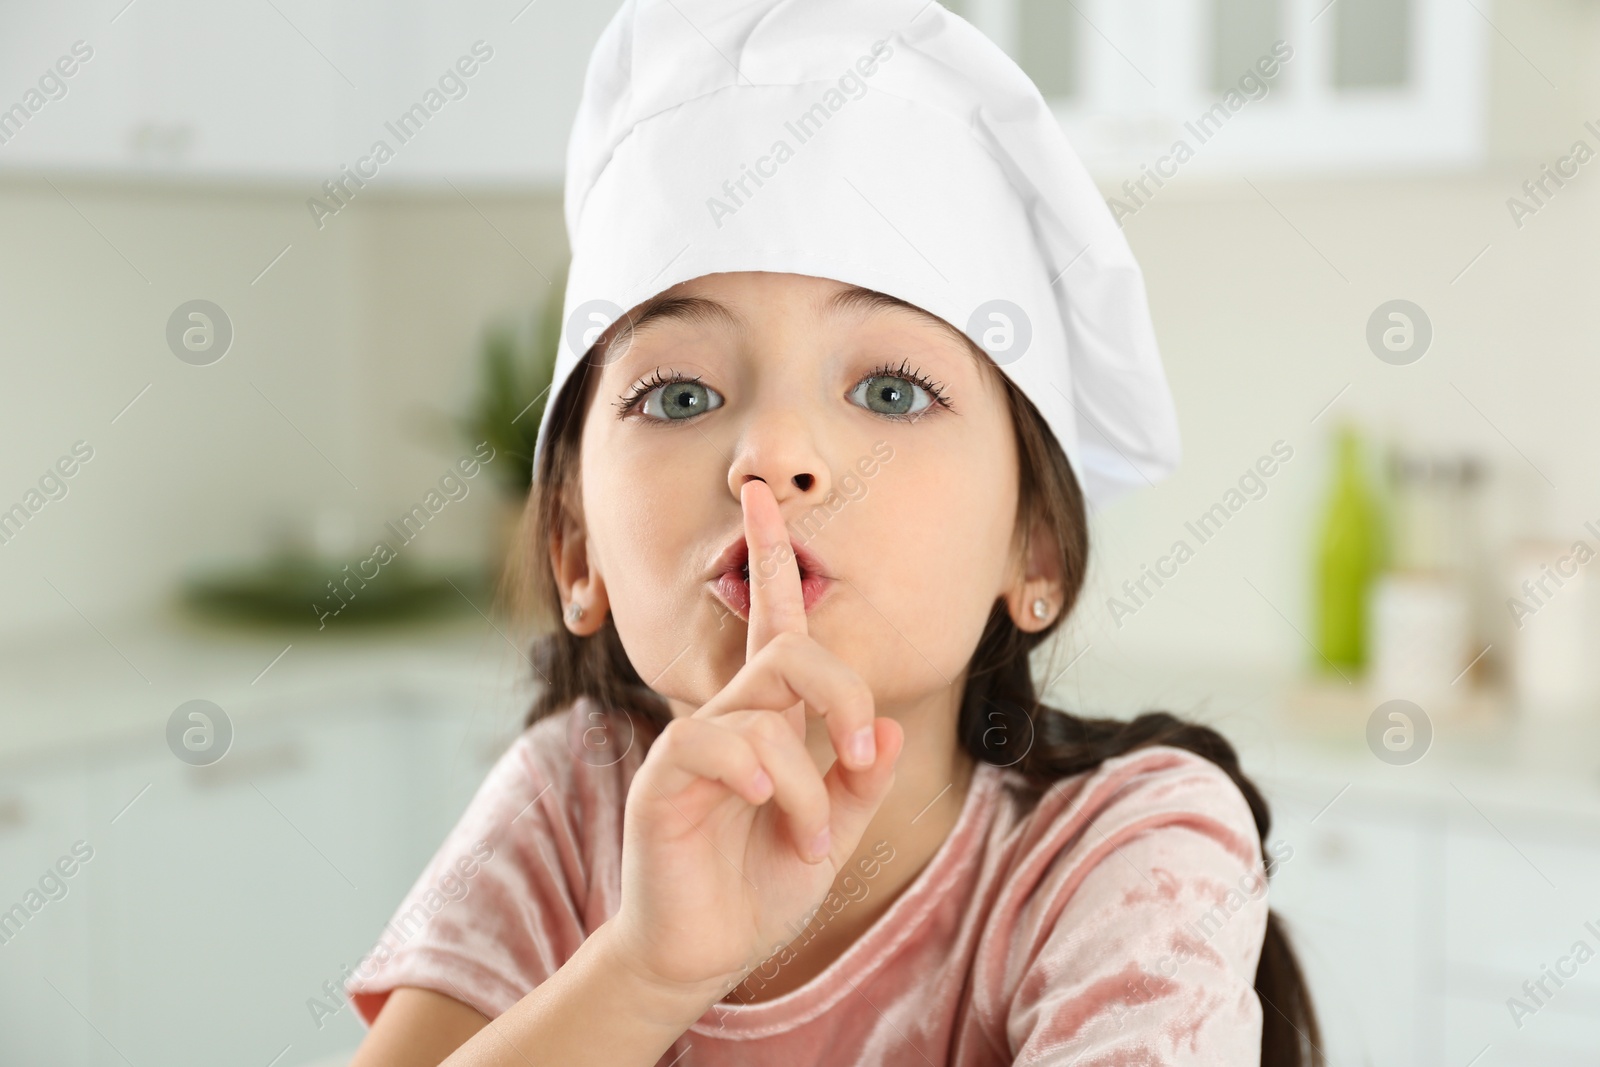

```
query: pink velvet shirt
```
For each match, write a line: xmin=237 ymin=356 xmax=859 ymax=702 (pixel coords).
xmin=345 ymin=697 xmax=1269 ymax=1065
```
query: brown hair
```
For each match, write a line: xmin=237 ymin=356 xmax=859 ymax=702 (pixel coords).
xmin=506 ymin=297 xmax=1322 ymax=1065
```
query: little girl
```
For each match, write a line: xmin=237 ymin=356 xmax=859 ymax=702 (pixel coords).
xmin=344 ymin=2 xmax=1321 ymax=1065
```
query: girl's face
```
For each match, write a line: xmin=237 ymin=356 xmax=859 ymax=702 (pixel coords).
xmin=566 ymin=270 xmax=1041 ymax=717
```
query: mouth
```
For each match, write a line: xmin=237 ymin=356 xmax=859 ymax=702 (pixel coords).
xmin=706 ymin=534 xmax=834 ymax=622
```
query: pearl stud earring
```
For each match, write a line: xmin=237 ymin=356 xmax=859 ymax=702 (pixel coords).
xmin=566 ymin=602 xmax=586 ymax=624
xmin=1031 ymin=597 xmax=1050 ymax=620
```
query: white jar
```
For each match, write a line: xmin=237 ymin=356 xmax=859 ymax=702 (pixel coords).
xmin=1505 ymin=538 xmax=1596 ymax=718
xmin=1368 ymin=569 xmax=1472 ymax=712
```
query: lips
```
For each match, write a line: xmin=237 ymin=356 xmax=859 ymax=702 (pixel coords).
xmin=707 ymin=533 xmax=834 ymax=621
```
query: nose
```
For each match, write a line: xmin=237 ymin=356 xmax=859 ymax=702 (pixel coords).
xmin=731 ymin=467 xmax=819 ymax=500
xmin=738 ymin=471 xmax=814 ymax=492
xmin=726 ymin=415 xmax=828 ymax=506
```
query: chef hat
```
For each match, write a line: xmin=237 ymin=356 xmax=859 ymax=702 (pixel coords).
xmin=533 ymin=0 xmax=1182 ymax=514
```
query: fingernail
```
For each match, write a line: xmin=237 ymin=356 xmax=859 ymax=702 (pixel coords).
xmin=809 ymin=826 xmax=831 ymax=862
xmin=751 ymin=769 xmax=773 ymax=798
xmin=849 ymin=726 xmax=875 ymax=767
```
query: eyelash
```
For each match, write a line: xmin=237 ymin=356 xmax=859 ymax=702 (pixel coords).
xmin=613 ymin=367 xmax=701 ymax=419
xmin=862 ymin=359 xmax=955 ymax=420
xmin=613 ymin=359 xmax=955 ymax=423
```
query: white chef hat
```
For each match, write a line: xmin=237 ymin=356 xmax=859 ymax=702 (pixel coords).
xmin=533 ymin=0 xmax=1182 ymax=514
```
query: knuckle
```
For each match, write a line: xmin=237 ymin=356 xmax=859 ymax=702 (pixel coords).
xmin=655 ymin=716 xmax=694 ymax=756
xmin=747 ymin=711 xmax=790 ymax=747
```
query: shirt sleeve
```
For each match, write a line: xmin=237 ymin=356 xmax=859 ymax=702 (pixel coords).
xmin=343 ymin=710 xmax=600 ymax=1027
xmin=1003 ymin=747 xmax=1269 ymax=1066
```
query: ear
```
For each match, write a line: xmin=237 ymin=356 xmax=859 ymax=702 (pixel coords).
xmin=1000 ymin=512 xmax=1066 ymax=632
xmin=549 ymin=504 xmax=610 ymax=635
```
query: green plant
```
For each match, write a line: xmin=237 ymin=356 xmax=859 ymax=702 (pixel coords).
xmin=463 ymin=262 xmax=566 ymax=498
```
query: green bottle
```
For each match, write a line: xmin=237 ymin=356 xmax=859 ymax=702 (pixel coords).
xmin=1314 ymin=423 xmax=1384 ymax=673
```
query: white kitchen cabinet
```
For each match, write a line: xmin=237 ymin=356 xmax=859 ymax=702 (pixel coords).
xmin=7 ymin=635 xmax=1599 ymax=1067
xmin=1441 ymin=813 xmax=1600 ymax=1064
xmin=0 ymin=689 xmax=475 ymax=1067
xmin=78 ymin=692 xmax=419 ymax=1066
xmin=1258 ymin=761 xmax=1600 ymax=1067
xmin=0 ymin=0 xmax=606 ymax=185
xmin=3 ymin=0 xmax=1492 ymax=186
xmin=398 ymin=684 xmax=530 ymax=859
xmin=1263 ymin=778 xmax=1434 ymax=1066
xmin=945 ymin=0 xmax=1489 ymax=174
xmin=0 ymin=3 xmax=347 ymax=179
xmin=0 ymin=757 xmax=95 ymax=1067
xmin=1443 ymin=994 xmax=1600 ymax=1067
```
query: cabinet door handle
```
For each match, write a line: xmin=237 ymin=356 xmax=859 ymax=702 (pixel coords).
xmin=0 ymin=795 xmax=25 ymax=831
xmin=1316 ymin=830 xmax=1353 ymax=864
xmin=188 ymin=740 xmax=306 ymax=788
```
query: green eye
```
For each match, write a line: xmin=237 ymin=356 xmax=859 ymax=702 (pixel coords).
xmin=849 ymin=374 xmax=933 ymax=418
xmin=636 ymin=378 xmax=723 ymax=421
xmin=617 ymin=361 xmax=949 ymax=425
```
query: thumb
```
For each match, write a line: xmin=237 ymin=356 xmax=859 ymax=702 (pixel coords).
xmin=819 ymin=717 xmax=905 ymax=853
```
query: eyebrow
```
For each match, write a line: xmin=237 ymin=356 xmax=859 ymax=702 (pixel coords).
xmin=614 ymin=284 xmax=971 ymax=350
xmin=822 ymin=286 xmax=965 ymax=343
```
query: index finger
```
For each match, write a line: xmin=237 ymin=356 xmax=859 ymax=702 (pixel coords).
xmin=741 ymin=478 xmax=806 ymax=662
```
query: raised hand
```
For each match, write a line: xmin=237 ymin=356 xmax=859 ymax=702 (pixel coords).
xmin=605 ymin=478 xmax=905 ymax=1002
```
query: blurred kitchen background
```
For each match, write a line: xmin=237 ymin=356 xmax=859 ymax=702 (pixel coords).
xmin=3 ymin=1 xmax=1599 ymax=1064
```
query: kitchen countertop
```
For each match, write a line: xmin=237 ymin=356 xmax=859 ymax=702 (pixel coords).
xmin=0 ymin=604 xmax=540 ymax=769
xmin=4 ymin=607 xmax=1600 ymax=825
xmin=1056 ymin=661 xmax=1600 ymax=827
